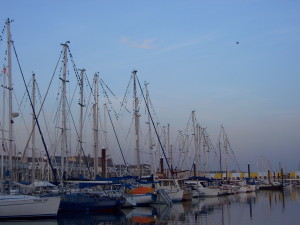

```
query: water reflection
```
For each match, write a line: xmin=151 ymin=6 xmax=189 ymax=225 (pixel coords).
xmin=57 ymin=210 xmax=126 ymax=225
xmin=0 ymin=189 xmax=299 ymax=225
xmin=122 ymin=207 xmax=158 ymax=224
xmin=0 ymin=220 xmax=57 ymax=225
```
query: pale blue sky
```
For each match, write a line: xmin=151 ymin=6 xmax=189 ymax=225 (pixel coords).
xmin=1 ymin=0 xmax=300 ymax=171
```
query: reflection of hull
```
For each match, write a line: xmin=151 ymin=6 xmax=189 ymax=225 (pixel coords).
xmin=250 ymin=184 xmax=257 ymax=191
xmin=0 ymin=195 xmax=61 ymax=219
xmin=122 ymin=206 xmax=158 ymax=218
xmin=122 ymin=206 xmax=158 ymax=224
xmin=182 ymin=189 xmax=193 ymax=201
xmin=0 ymin=220 xmax=57 ymax=225
xmin=237 ymin=192 xmax=256 ymax=203
xmin=153 ymin=202 xmax=185 ymax=221
xmin=57 ymin=210 xmax=126 ymax=224
xmin=259 ymin=184 xmax=283 ymax=191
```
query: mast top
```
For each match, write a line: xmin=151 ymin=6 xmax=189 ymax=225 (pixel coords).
xmin=5 ymin=18 xmax=14 ymax=24
xmin=61 ymin=41 xmax=70 ymax=46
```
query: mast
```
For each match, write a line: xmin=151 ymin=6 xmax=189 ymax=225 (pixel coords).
xmin=133 ymin=70 xmax=141 ymax=177
xmin=103 ymin=103 xmax=108 ymax=178
xmin=31 ymin=73 xmax=36 ymax=180
xmin=145 ymin=82 xmax=155 ymax=176
xmin=218 ymin=134 xmax=222 ymax=179
xmin=61 ymin=41 xmax=69 ymax=181
xmin=78 ymin=68 xmax=85 ymax=176
xmin=167 ymin=123 xmax=172 ymax=177
xmin=93 ymin=73 xmax=99 ymax=178
xmin=222 ymin=126 xmax=228 ymax=180
xmin=192 ymin=111 xmax=199 ymax=176
xmin=6 ymin=19 xmax=13 ymax=179
xmin=204 ymin=130 xmax=209 ymax=173
xmin=1 ymin=65 xmax=7 ymax=180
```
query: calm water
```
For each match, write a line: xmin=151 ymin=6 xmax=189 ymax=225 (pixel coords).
xmin=1 ymin=188 xmax=299 ymax=225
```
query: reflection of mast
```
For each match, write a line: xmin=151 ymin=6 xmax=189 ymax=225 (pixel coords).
xmin=281 ymin=189 xmax=285 ymax=211
xmin=221 ymin=203 xmax=225 ymax=225
xmin=249 ymin=197 xmax=253 ymax=219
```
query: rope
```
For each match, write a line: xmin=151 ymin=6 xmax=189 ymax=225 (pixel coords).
xmin=106 ymin=105 xmax=129 ymax=175
xmin=66 ymin=98 xmax=92 ymax=178
xmin=136 ymin=74 xmax=174 ymax=180
xmin=21 ymin=48 xmax=63 ymax=160
xmin=12 ymin=41 xmax=58 ymax=183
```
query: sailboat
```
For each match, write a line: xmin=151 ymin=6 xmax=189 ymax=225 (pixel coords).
xmin=47 ymin=44 xmax=126 ymax=211
xmin=122 ymin=70 xmax=157 ymax=206
xmin=0 ymin=193 xmax=61 ymax=219
xmin=0 ymin=18 xmax=61 ymax=219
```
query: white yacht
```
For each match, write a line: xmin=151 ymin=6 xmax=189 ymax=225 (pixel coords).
xmin=185 ymin=180 xmax=227 ymax=197
xmin=0 ymin=194 xmax=61 ymax=219
xmin=156 ymin=178 xmax=185 ymax=202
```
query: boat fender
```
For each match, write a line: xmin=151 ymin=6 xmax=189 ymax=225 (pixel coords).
xmin=126 ymin=188 xmax=132 ymax=194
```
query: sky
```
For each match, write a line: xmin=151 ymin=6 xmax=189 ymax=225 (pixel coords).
xmin=0 ymin=0 xmax=300 ymax=172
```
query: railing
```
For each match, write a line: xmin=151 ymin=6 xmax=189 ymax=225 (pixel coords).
xmin=157 ymin=188 xmax=172 ymax=206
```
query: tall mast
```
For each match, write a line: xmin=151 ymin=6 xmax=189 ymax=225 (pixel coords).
xmin=1 ymin=64 xmax=7 ymax=180
xmin=6 ymin=19 xmax=13 ymax=178
xmin=167 ymin=123 xmax=171 ymax=177
xmin=31 ymin=73 xmax=36 ymax=180
xmin=78 ymin=68 xmax=85 ymax=176
xmin=103 ymin=104 xmax=108 ymax=150
xmin=93 ymin=73 xmax=99 ymax=178
xmin=61 ymin=41 xmax=69 ymax=181
xmin=192 ymin=111 xmax=199 ymax=176
xmin=222 ymin=126 xmax=228 ymax=178
xmin=145 ymin=82 xmax=155 ymax=176
xmin=133 ymin=70 xmax=141 ymax=177
xmin=204 ymin=130 xmax=209 ymax=173
xmin=103 ymin=103 xmax=108 ymax=178
xmin=198 ymin=125 xmax=202 ymax=174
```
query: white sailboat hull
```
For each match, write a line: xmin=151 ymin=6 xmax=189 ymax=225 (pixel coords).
xmin=0 ymin=195 xmax=61 ymax=219
xmin=156 ymin=189 xmax=184 ymax=202
xmin=124 ymin=193 xmax=156 ymax=207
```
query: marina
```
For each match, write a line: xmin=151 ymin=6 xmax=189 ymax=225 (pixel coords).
xmin=0 ymin=1 xmax=300 ymax=223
